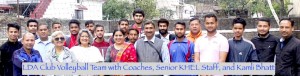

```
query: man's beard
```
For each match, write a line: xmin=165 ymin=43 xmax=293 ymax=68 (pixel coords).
xmin=120 ymin=28 xmax=128 ymax=33
xmin=258 ymin=31 xmax=269 ymax=37
xmin=176 ymin=34 xmax=184 ymax=38
xmin=159 ymin=29 xmax=168 ymax=35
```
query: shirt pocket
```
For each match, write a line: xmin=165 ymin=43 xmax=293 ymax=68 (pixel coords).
xmin=281 ymin=50 xmax=294 ymax=62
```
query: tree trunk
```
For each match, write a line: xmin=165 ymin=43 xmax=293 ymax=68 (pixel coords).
xmin=280 ymin=0 xmax=286 ymax=17
xmin=267 ymin=0 xmax=280 ymax=26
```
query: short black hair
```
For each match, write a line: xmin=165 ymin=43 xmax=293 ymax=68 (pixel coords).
xmin=232 ymin=18 xmax=247 ymax=28
xmin=204 ymin=13 xmax=218 ymax=21
xmin=69 ymin=19 xmax=80 ymax=28
xmin=144 ymin=20 xmax=155 ymax=28
xmin=27 ymin=19 xmax=38 ymax=27
xmin=94 ymin=24 xmax=105 ymax=33
xmin=157 ymin=18 xmax=169 ymax=27
xmin=280 ymin=18 xmax=295 ymax=27
xmin=38 ymin=24 xmax=49 ymax=30
xmin=7 ymin=23 xmax=20 ymax=31
xmin=132 ymin=8 xmax=145 ymax=17
xmin=85 ymin=20 xmax=94 ymax=26
xmin=258 ymin=18 xmax=270 ymax=26
xmin=175 ymin=21 xmax=186 ymax=29
xmin=189 ymin=17 xmax=200 ymax=24
xmin=129 ymin=28 xmax=139 ymax=35
xmin=118 ymin=19 xmax=129 ymax=25
xmin=52 ymin=22 xmax=61 ymax=28
xmin=112 ymin=29 xmax=126 ymax=37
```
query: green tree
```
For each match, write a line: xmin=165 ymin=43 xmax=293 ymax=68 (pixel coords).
xmin=134 ymin=0 xmax=159 ymax=19
xmin=218 ymin=0 xmax=291 ymax=18
xmin=103 ymin=0 xmax=133 ymax=20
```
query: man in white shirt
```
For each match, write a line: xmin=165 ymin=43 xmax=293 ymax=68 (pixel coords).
xmin=33 ymin=24 xmax=54 ymax=60
xmin=194 ymin=13 xmax=229 ymax=62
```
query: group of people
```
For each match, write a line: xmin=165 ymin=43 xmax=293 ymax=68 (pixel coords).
xmin=0 ymin=8 xmax=300 ymax=76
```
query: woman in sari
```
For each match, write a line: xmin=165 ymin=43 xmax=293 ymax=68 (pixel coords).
xmin=105 ymin=29 xmax=137 ymax=62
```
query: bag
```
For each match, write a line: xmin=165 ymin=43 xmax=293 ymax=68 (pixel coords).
xmin=146 ymin=41 xmax=163 ymax=62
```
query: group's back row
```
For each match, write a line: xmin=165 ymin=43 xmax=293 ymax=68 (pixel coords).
xmin=1 ymin=8 xmax=299 ymax=76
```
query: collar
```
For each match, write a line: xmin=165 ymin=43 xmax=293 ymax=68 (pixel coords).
xmin=20 ymin=47 xmax=38 ymax=55
xmin=94 ymin=37 xmax=105 ymax=43
xmin=204 ymin=32 xmax=219 ymax=38
xmin=280 ymin=35 xmax=293 ymax=43
xmin=36 ymin=37 xmax=52 ymax=44
xmin=174 ymin=37 xmax=188 ymax=43
xmin=133 ymin=24 xmax=142 ymax=28
xmin=7 ymin=39 xmax=20 ymax=45
xmin=144 ymin=36 xmax=155 ymax=43
xmin=50 ymin=47 xmax=70 ymax=59
xmin=233 ymin=37 xmax=244 ymax=41
xmin=187 ymin=31 xmax=202 ymax=38
xmin=160 ymin=33 xmax=170 ymax=39
xmin=257 ymin=33 xmax=270 ymax=39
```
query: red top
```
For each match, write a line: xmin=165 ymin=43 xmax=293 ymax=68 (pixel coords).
xmin=92 ymin=40 xmax=110 ymax=48
xmin=92 ymin=39 xmax=110 ymax=58
xmin=64 ymin=34 xmax=78 ymax=49
xmin=131 ymin=24 xmax=142 ymax=34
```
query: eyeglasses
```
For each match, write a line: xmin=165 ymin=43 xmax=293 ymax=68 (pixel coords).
xmin=54 ymin=37 xmax=65 ymax=41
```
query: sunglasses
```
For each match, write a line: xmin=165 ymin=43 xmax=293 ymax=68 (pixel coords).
xmin=54 ymin=37 xmax=65 ymax=41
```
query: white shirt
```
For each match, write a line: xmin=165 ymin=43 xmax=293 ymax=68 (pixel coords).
xmin=70 ymin=46 xmax=104 ymax=62
xmin=57 ymin=51 xmax=65 ymax=62
xmin=194 ymin=32 xmax=229 ymax=62
xmin=160 ymin=34 xmax=170 ymax=43
xmin=33 ymin=37 xmax=54 ymax=60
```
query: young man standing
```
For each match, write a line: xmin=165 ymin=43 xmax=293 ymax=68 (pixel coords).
xmin=0 ymin=23 xmax=23 ymax=76
xmin=251 ymin=18 xmax=279 ymax=62
xmin=85 ymin=20 xmax=95 ymax=35
xmin=131 ymin=8 xmax=145 ymax=34
xmin=168 ymin=22 xmax=194 ymax=62
xmin=33 ymin=24 xmax=54 ymax=60
xmin=92 ymin=24 xmax=110 ymax=58
xmin=155 ymin=18 xmax=176 ymax=43
xmin=64 ymin=19 xmax=81 ymax=49
xmin=52 ymin=22 xmax=62 ymax=32
xmin=194 ymin=14 xmax=228 ymax=62
xmin=109 ymin=19 xmax=130 ymax=45
xmin=227 ymin=18 xmax=258 ymax=62
xmin=26 ymin=19 xmax=39 ymax=40
xmin=275 ymin=18 xmax=300 ymax=76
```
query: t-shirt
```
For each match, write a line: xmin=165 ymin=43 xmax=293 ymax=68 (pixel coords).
xmin=70 ymin=46 xmax=104 ymax=62
xmin=92 ymin=40 xmax=110 ymax=57
xmin=194 ymin=32 xmax=229 ymax=62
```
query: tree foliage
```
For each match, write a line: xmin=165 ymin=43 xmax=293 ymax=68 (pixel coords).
xmin=218 ymin=0 xmax=291 ymax=18
xmin=134 ymin=0 xmax=159 ymax=19
xmin=103 ymin=0 xmax=133 ymax=20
